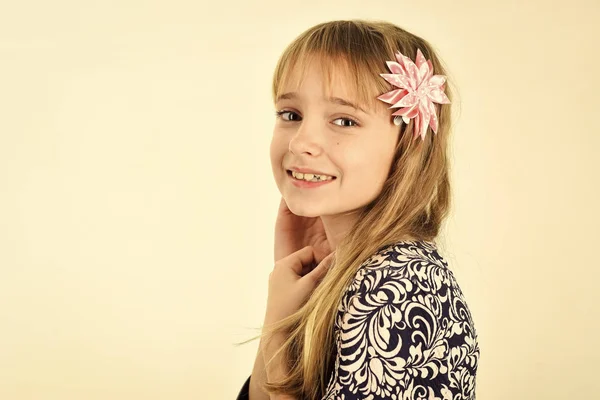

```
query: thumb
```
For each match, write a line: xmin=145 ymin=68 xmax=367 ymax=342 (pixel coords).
xmin=303 ymin=252 xmax=335 ymax=283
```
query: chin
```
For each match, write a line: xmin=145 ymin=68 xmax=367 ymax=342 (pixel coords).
xmin=283 ymin=196 xmax=325 ymax=218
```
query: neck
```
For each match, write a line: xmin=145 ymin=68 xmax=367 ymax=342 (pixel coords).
xmin=319 ymin=210 xmax=361 ymax=249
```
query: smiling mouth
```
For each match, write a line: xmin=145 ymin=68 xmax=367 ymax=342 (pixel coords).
xmin=286 ymin=170 xmax=337 ymax=182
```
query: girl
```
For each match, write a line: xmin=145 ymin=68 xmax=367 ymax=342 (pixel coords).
xmin=236 ymin=19 xmax=480 ymax=400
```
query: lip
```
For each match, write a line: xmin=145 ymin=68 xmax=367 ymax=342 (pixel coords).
xmin=287 ymin=170 xmax=336 ymax=189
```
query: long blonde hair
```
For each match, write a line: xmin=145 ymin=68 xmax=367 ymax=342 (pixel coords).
xmin=237 ymin=19 xmax=455 ymax=400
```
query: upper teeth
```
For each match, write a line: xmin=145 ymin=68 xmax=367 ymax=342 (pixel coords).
xmin=291 ymin=171 xmax=334 ymax=182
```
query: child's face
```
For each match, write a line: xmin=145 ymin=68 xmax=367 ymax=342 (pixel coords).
xmin=270 ymin=59 xmax=400 ymax=218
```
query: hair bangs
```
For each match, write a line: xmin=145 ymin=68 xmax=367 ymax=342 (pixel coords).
xmin=272 ymin=27 xmax=395 ymax=115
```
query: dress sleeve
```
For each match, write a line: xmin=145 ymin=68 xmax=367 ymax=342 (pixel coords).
xmin=321 ymin=264 xmax=457 ymax=400
xmin=235 ymin=375 xmax=251 ymax=400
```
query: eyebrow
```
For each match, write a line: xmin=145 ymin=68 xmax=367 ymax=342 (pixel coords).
xmin=276 ymin=92 xmax=368 ymax=114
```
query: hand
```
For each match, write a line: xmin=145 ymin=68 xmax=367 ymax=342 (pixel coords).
xmin=264 ymin=246 xmax=335 ymax=326
xmin=274 ymin=197 xmax=332 ymax=263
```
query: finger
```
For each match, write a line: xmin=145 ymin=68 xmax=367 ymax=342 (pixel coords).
xmin=277 ymin=245 xmax=316 ymax=276
xmin=300 ymin=261 xmax=314 ymax=277
xmin=302 ymin=251 xmax=335 ymax=283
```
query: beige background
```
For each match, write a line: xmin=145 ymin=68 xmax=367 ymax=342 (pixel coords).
xmin=1 ymin=1 xmax=598 ymax=399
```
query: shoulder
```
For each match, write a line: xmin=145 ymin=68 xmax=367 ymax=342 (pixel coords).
xmin=344 ymin=239 xmax=452 ymax=297
xmin=366 ymin=239 xmax=448 ymax=274
xmin=340 ymin=240 xmax=455 ymax=332
xmin=325 ymin=240 xmax=480 ymax=400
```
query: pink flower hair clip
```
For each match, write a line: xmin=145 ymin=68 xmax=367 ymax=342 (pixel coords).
xmin=377 ymin=48 xmax=450 ymax=141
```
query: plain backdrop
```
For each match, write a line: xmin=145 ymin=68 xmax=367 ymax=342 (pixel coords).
xmin=1 ymin=1 xmax=598 ymax=399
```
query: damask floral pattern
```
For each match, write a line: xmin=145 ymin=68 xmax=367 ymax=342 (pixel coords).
xmin=321 ymin=240 xmax=479 ymax=400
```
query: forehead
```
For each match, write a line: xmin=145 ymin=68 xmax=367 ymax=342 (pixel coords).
xmin=280 ymin=58 xmax=354 ymax=99
xmin=275 ymin=53 xmax=387 ymax=115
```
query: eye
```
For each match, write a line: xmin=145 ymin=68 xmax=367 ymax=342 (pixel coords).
xmin=275 ymin=110 xmax=301 ymax=122
xmin=274 ymin=110 xmax=359 ymax=128
xmin=332 ymin=117 xmax=359 ymax=128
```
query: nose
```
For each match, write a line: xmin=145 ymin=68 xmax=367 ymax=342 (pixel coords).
xmin=288 ymin=118 xmax=323 ymax=156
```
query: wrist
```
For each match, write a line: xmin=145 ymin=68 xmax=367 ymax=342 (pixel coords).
xmin=263 ymin=310 xmax=288 ymax=329
xmin=261 ymin=330 xmax=289 ymax=385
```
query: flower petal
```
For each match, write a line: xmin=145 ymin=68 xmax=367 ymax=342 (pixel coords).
xmin=426 ymin=60 xmax=434 ymax=81
xmin=428 ymin=100 xmax=439 ymax=133
xmin=415 ymin=49 xmax=427 ymax=69
xmin=395 ymin=51 xmax=411 ymax=73
xmin=399 ymin=54 xmax=419 ymax=90
xmin=405 ymin=66 xmax=419 ymax=91
xmin=427 ymin=88 xmax=451 ymax=104
xmin=417 ymin=60 xmax=430 ymax=88
xmin=394 ymin=51 xmax=404 ymax=66
xmin=419 ymin=116 xmax=428 ymax=141
xmin=392 ymin=104 xmax=419 ymax=119
xmin=393 ymin=92 xmax=418 ymax=108
xmin=418 ymin=99 xmax=431 ymax=135
xmin=413 ymin=115 xmax=422 ymax=140
xmin=428 ymin=75 xmax=447 ymax=87
xmin=377 ymin=88 xmax=408 ymax=105
xmin=386 ymin=61 xmax=405 ymax=75
xmin=380 ymin=73 xmax=413 ymax=90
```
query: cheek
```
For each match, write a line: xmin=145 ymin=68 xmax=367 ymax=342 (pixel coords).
xmin=338 ymin=142 xmax=393 ymax=182
xmin=269 ymin=133 xmax=288 ymax=174
xmin=269 ymin=134 xmax=283 ymax=159
xmin=333 ymin=139 xmax=370 ymax=166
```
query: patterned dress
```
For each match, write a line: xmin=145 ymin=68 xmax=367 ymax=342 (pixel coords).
xmin=236 ymin=240 xmax=480 ymax=400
